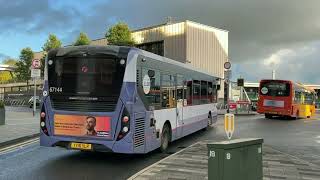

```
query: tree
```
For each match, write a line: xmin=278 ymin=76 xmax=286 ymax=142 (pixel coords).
xmin=105 ymin=22 xmax=135 ymax=46
xmin=41 ymin=34 xmax=62 ymax=76
xmin=42 ymin=34 xmax=62 ymax=52
xmin=15 ymin=48 xmax=33 ymax=83
xmin=74 ymin=32 xmax=91 ymax=46
xmin=0 ymin=58 xmax=17 ymax=83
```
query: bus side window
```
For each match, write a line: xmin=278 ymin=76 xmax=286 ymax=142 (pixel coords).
xmin=176 ymin=75 xmax=184 ymax=107
xmin=193 ymin=80 xmax=201 ymax=105
xmin=161 ymin=74 xmax=175 ymax=108
xmin=208 ymin=82 xmax=213 ymax=103
xmin=201 ymin=81 xmax=208 ymax=104
xmin=141 ymin=68 xmax=161 ymax=109
xmin=185 ymin=80 xmax=192 ymax=106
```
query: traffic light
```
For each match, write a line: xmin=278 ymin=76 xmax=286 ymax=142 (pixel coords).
xmin=237 ymin=78 xmax=244 ymax=87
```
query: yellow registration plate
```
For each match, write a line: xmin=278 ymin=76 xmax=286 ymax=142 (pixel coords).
xmin=70 ymin=142 xmax=92 ymax=150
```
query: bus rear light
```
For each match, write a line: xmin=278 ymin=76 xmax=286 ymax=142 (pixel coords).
xmin=40 ymin=121 xmax=46 ymax=127
xmin=117 ymin=108 xmax=130 ymax=141
xmin=40 ymin=105 xmax=49 ymax=136
xmin=122 ymin=126 xmax=129 ymax=133
xmin=122 ymin=116 xmax=129 ymax=123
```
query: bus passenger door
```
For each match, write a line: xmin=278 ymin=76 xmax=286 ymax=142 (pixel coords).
xmin=176 ymin=75 xmax=184 ymax=138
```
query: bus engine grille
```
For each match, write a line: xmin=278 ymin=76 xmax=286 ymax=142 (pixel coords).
xmin=134 ymin=117 xmax=145 ymax=147
xmin=51 ymin=100 xmax=117 ymax=112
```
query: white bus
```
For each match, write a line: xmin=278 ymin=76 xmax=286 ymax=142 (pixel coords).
xmin=40 ymin=45 xmax=219 ymax=153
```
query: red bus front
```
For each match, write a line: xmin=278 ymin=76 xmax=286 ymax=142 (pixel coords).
xmin=257 ymin=80 xmax=293 ymax=117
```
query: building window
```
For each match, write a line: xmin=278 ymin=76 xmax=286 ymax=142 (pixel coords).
xmin=136 ymin=41 xmax=164 ymax=56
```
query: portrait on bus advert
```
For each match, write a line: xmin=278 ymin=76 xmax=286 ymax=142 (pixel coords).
xmin=54 ymin=114 xmax=111 ymax=138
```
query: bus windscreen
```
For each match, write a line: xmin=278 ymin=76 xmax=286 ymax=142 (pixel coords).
xmin=260 ymin=82 xmax=290 ymax=97
xmin=48 ymin=57 xmax=125 ymax=97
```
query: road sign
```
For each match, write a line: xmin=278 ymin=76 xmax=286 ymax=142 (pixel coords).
xmin=224 ymin=113 xmax=235 ymax=140
xmin=224 ymin=70 xmax=232 ymax=80
xmin=31 ymin=68 xmax=41 ymax=78
xmin=224 ymin=62 xmax=231 ymax=69
xmin=32 ymin=59 xmax=41 ymax=69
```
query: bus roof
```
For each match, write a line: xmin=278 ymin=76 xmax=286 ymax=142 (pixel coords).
xmin=50 ymin=45 xmax=218 ymax=80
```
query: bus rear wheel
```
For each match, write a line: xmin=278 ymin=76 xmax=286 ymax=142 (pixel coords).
xmin=160 ymin=124 xmax=171 ymax=153
xmin=265 ymin=114 xmax=272 ymax=119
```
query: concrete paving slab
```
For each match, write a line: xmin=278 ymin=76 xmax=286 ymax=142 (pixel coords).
xmin=129 ymin=141 xmax=320 ymax=180
xmin=0 ymin=107 xmax=39 ymax=147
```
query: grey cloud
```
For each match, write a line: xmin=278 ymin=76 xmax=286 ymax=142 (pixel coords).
xmin=0 ymin=0 xmax=80 ymax=36
xmin=81 ymin=0 xmax=320 ymax=63
xmin=1 ymin=0 xmax=319 ymax=82
xmin=235 ymin=42 xmax=320 ymax=83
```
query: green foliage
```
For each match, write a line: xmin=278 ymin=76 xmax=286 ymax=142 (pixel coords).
xmin=74 ymin=32 xmax=91 ymax=46
xmin=105 ymin=22 xmax=135 ymax=46
xmin=42 ymin=34 xmax=62 ymax=52
xmin=41 ymin=34 xmax=62 ymax=76
xmin=15 ymin=47 xmax=34 ymax=82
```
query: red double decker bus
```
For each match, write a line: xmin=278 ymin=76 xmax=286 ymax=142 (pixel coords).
xmin=257 ymin=79 xmax=316 ymax=119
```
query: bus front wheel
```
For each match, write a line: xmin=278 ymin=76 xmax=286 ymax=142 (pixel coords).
xmin=160 ymin=124 xmax=171 ymax=153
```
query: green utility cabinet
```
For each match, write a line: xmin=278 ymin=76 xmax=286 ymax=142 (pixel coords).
xmin=207 ymin=138 xmax=263 ymax=180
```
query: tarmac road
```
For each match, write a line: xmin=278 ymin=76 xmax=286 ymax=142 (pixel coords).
xmin=0 ymin=113 xmax=319 ymax=180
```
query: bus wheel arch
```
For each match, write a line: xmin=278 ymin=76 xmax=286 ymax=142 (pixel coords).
xmin=160 ymin=121 xmax=172 ymax=152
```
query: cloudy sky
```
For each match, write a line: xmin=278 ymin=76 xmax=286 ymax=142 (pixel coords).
xmin=0 ymin=0 xmax=320 ymax=83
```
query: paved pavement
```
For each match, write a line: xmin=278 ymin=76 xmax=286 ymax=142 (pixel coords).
xmin=0 ymin=106 xmax=39 ymax=147
xmin=129 ymin=141 xmax=320 ymax=180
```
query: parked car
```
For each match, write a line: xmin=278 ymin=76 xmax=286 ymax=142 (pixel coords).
xmin=28 ymin=96 xmax=41 ymax=108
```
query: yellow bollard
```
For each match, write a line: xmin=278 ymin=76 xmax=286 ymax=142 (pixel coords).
xmin=224 ymin=113 xmax=235 ymax=140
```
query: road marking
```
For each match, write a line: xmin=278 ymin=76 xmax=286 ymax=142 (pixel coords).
xmin=317 ymin=136 xmax=320 ymax=144
xmin=303 ymin=119 xmax=320 ymax=123
xmin=6 ymin=123 xmax=39 ymax=126
xmin=0 ymin=138 xmax=39 ymax=155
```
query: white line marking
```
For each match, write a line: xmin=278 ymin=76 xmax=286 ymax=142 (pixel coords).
xmin=0 ymin=138 xmax=39 ymax=155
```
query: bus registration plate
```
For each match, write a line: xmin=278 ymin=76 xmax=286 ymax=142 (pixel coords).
xmin=70 ymin=142 xmax=92 ymax=150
